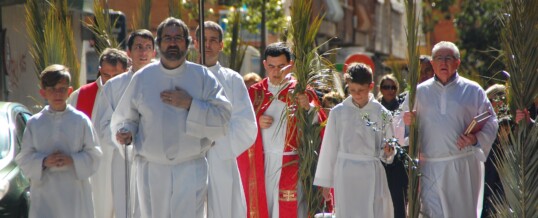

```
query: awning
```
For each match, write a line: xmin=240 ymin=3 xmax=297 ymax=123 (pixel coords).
xmin=0 ymin=0 xmax=94 ymax=14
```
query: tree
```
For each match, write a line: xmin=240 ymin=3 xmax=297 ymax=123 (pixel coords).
xmin=222 ymin=0 xmax=287 ymax=74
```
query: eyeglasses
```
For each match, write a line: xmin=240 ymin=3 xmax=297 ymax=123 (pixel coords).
xmin=162 ymin=35 xmax=185 ymax=43
xmin=381 ymin=85 xmax=397 ymax=91
xmin=433 ymin=55 xmax=456 ymax=62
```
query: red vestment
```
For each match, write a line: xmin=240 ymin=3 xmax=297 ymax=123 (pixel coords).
xmin=75 ymin=82 xmax=99 ymax=119
xmin=238 ymin=78 xmax=327 ymax=218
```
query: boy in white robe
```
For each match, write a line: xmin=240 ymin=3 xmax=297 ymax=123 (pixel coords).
xmin=314 ymin=63 xmax=396 ymax=218
xmin=16 ymin=64 xmax=102 ymax=218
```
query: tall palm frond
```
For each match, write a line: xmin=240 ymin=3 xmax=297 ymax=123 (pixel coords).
xmin=84 ymin=0 xmax=119 ymax=54
xmin=134 ymin=0 xmax=152 ymax=30
xmin=491 ymin=0 xmax=538 ymax=217
xmin=169 ymin=0 xmax=182 ymax=19
xmin=225 ymin=8 xmax=247 ymax=72
xmin=404 ymin=0 xmax=422 ymax=217
xmin=289 ymin=0 xmax=334 ymax=216
xmin=26 ymin=0 xmax=80 ymax=88
xmin=25 ymin=0 xmax=45 ymax=78
xmin=42 ymin=3 xmax=66 ymax=70
xmin=56 ymin=0 xmax=80 ymax=88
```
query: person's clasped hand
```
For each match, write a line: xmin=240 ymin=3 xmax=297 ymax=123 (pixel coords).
xmin=43 ymin=151 xmax=74 ymax=168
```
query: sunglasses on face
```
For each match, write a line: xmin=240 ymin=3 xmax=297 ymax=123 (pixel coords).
xmin=381 ymin=85 xmax=397 ymax=91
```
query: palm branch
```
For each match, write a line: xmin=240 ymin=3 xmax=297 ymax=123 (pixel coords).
xmin=84 ymin=0 xmax=120 ymax=54
xmin=26 ymin=0 xmax=80 ymax=88
xmin=25 ymin=0 xmax=45 ymax=78
xmin=491 ymin=0 xmax=538 ymax=217
xmin=224 ymin=8 xmax=248 ymax=72
xmin=289 ymin=0 xmax=335 ymax=216
xmin=58 ymin=0 xmax=80 ymax=89
xmin=133 ymin=0 xmax=152 ymax=30
xmin=168 ymin=0 xmax=182 ymax=19
xmin=404 ymin=0 xmax=422 ymax=217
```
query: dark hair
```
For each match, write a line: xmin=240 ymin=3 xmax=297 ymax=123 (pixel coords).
xmin=99 ymin=48 xmax=130 ymax=70
xmin=40 ymin=64 xmax=71 ymax=88
xmin=196 ymin=21 xmax=223 ymax=42
xmin=264 ymin=42 xmax=292 ymax=62
xmin=127 ymin=29 xmax=155 ymax=51
xmin=344 ymin=63 xmax=373 ymax=85
xmin=156 ymin=17 xmax=190 ymax=47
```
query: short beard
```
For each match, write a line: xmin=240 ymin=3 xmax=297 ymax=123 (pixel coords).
xmin=160 ymin=46 xmax=186 ymax=61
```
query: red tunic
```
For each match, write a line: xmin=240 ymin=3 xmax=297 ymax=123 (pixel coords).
xmin=75 ymin=82 xmax=99 ymax=119
xmin=237 ymin=78 xmax=327 ymax=218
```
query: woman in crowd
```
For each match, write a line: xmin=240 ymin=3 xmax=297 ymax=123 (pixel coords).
xmin=377 ymin=74 xmax=407 ymax=218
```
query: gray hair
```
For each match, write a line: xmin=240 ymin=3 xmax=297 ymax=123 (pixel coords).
xmin=432 ymin=41 xmax=460 ymax=59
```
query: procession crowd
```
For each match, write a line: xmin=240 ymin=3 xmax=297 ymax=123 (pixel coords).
xmin=15 ymin=16 xmax=537 ymax=218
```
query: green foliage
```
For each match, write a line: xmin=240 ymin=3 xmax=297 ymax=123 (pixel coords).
xmin=238 ymin=0 xmax=287 ymax=34
xmin=26 ymin=0 xmax=80 ymax=88
xmin=288 ymin=0 xmax=338 ymax=216
xmin=26 ymin=0 xmax=45 ymax=78
xmin=222 ymin=0 xmax=288 ymax=69
xmin=222 ymin=9 xmax=247 ymax=71
xmin=491 ymin=0 xmax=538 ymax=217
xmin=423 ymin=0 xmax=505 ymax=87
xmin=168 ymin=0 xmax=182 ymax=19
xmin=456 ymin=0 xmax=505 ymax=87
xmin=84 ymin=0 xmax=120 ymax=55
xmin=404 ymin=0 xmax=422 ymax=217
xmin=134 ymin=0 xmax=152 ymax=30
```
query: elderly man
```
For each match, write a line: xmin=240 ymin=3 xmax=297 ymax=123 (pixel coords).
xmin=111 ymin=17 xmax=231 ymax=218
xmin=404 ymin=41 xmax=498 ymax=217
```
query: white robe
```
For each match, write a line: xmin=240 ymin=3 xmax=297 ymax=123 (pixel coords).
xmin=16 ymin=105 xmax=102 ymax=218
xmin=414 ymin=74 xmax=498 ymax=218
xmin=262 ymin=82 xmax=289 ymax=217
xmin=94 ymin=69 xmax=137 ymax=218
xmin=68 ymin=77 xmax=116 ymax=218
xmin=206 ymin=63 xmax=257 ymax=218
xmin=314 ymin=94 xmax=395 ymax=218
xmin=110 ymin=61 xmax=232 ymax=218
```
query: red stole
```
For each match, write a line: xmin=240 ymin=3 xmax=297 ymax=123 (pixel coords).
xmin=75 ymin=82 xmax=99 ymax=119
xmin=238 ymin=78 xmax=326 ymax=218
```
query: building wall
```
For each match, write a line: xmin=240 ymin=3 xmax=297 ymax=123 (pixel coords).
xmin=1 ymin=4 xmax=41 ymax=111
